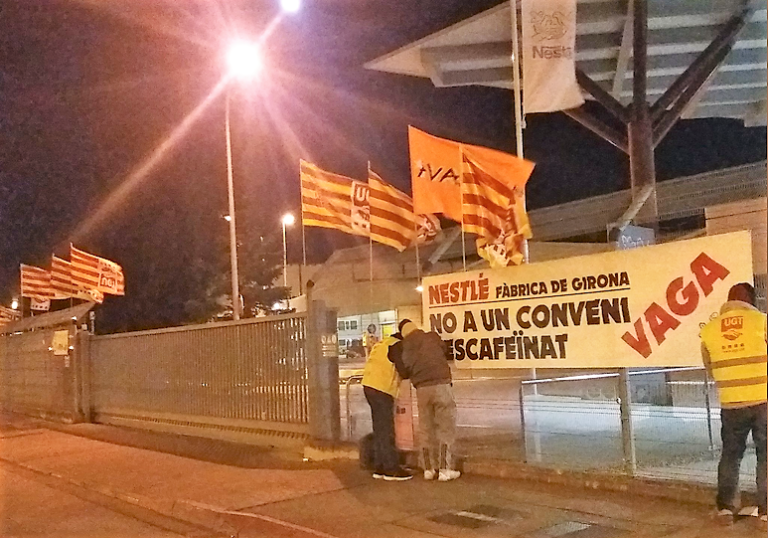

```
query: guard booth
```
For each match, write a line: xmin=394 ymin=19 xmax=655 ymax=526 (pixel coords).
xmin=0 ymin=303 xmax=94 ymax=423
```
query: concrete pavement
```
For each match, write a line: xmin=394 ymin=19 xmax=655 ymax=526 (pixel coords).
xmin=0 ymin=414 xmax=764 ymax=538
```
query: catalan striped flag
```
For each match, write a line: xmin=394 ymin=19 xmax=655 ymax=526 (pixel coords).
xmin=369 ymin=170 xmax=417 ymax=251
xmin=300 ymin=160 xmax=369 ymax=238
xmin=70 ymin=245 xmax=125 ymax=296
xmin=51 ymin=255 xmax=75 ymax=300
xmin=461 ymin=153 xmax=534 ymax=267
xmin=369 ymin=170 xmax=440 ymax=251
xmin=20 ymin=264 xmax=53 ymax=300
xmin=0 ymin=306 xmax=21 ymax=325
xmin=52 ymin=255 xmax=104 ymax=303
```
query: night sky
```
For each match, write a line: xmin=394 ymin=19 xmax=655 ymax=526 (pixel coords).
xmin=2 ymin=0 xmax=766 ymax=332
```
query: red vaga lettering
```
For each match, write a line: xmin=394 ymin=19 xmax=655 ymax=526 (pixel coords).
xmin=429 ymin=273 xmax=490 ymax=305
xmin=621 ymin=253 xmax=730 ymax=358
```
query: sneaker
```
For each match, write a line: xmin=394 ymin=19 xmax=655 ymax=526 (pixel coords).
xmin=423 ymin=469 xmax=437 ymax=480
xmin=438 ymin=469 xmax=461 ymax=482
xmin=756 ymin=514 xmax=767 ymax=532
xmin=382 ymin=468 xmax=413 ymax=481
xmin=715 ymin=509 xmax=734 ymax=526
xmin=372 ymin=473 xmax=385 ymax=480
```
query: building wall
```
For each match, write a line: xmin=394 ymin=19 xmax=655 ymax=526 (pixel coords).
xmin=706 ymin=197 xmax=767 ymax=275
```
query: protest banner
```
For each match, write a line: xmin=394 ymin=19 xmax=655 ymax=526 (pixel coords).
xmin=422 ymin=232 xmax=753 ymax=369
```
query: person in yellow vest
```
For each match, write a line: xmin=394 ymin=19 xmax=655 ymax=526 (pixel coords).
xmin=362 ymin=332 xmax=412 ymax=481
xmin=700 ymin=283 xmax=766 ymax=528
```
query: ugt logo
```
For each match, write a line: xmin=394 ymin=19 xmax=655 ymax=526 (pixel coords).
xmin=721 ymin=316 xmax=743 ymax=341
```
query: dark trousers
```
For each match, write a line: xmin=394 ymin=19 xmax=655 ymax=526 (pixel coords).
xmin=717 ymin=403 xmax=767 ymax=514
xmin=363 ymin=386 xmax=399 ymax=474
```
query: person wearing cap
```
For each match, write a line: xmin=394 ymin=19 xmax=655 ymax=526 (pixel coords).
xmin=700 ymin=282 xmax=766 ymax=529
xmin=393 ymin=319 xmax=460 ymax=481
xmin=361 ymin=331 xmax=413 ymax=481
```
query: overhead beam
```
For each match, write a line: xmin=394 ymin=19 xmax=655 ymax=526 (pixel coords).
xmin=612 ymin=0 xmax=634 ymax=98
xmin=576 ymin=69 xmax=631 ymax=124
xmin=564 ymin=107 xmax=629 ymax=154
xmin=650 ymin=3 xmax=755 ymax=122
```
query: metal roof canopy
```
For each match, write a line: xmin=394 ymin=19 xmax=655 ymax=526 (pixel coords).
xmin=366 ymin=0 xmax=767 ymax=229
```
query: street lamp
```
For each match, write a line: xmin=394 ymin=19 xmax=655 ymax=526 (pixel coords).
xmin=224 ymin=41 xmax=262 ymax=320
xmin=281 ymin=213 xmax=295 ymax=290
xmin=10 ymin=298 xmax=18 ymax=310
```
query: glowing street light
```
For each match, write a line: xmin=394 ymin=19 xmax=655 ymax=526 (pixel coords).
xmin=223 ymin=40 xmax=263 ymax=321
xmin=280 ymin=0 xmax=301 ymax=13
xmin=226 ymin=41 xmax=263 ymax=81
xmin=11 ymin=298 xmax=19 ymax=310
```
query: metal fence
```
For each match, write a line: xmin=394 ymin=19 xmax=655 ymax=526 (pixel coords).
xmin=0 ymin=328 xmax=73 ymax=419
xmin=342 ymin=367 xmax=758 ymax=489
xmin=89 ymin=314 xmax=310 ymax=443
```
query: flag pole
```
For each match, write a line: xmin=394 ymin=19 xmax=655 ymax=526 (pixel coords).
xmin=367 ymin=162 xmax=374 ymax=316
xmin=510 ymin=0 xmax=528 ymax=265
xmin=459 ymin=146 xmax=467 ymax=272
xmin=511 ymin=0 xmax=537 ymax=390
xmin=299 ymin=162 xmax=307 ymax=296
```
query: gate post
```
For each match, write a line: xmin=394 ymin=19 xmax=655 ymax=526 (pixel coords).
xmin=306 ymin=284 xmax=340 ymax=442
xmin=74 ymin=330 xmax=92 ymax=423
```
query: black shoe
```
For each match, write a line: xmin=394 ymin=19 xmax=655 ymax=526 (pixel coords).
xmin=382 ymin=468 xmax=413 ymax=481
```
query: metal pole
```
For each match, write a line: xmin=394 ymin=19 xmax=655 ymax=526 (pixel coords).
xmin=225 ymin=88 xmax=241 ymax=320
xmin=282 ymin=221 xmax=288 ymax=288
xmin=510 ymin=0 xmax=524 ymax=158
xmin=618 ymin=369 xmax=637 ymax=476
xmin=628 ymin=0 xmax=657 ymax=229
xmin=518 ymin=382 xmax=527 ymax=464
xmin=703 ymin=368 xmax=715 ymax=452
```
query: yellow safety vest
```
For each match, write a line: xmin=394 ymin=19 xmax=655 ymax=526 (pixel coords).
xmin=701 ymin=307 xmax=767 ymax=408
xmin=362 ymin=336 xmax=401 ymax=397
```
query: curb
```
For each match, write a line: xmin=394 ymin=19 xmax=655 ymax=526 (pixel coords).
xmin=464 ymin=459 xmax=716 ymax=506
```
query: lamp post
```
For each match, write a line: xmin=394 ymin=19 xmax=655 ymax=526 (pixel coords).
xmin=224 ymin=41 xmax=262 ymax=320
xmin=281 ymin=213 xmax=295 ymax=289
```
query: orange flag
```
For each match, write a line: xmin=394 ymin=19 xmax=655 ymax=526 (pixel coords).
xmin=408 ymin=126 xmax=534 ymax=222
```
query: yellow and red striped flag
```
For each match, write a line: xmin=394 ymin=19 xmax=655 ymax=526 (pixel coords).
xmin=461 ymin=153 xmax=534 ymax=267
xmin=51 ymin=255 xmax=75 ymax=300
xmin=52 ymin=255 xmax=104 ymax=303
xmin=300 ymin=160 xmax=369 ymax=238
xmin=20 ymin=264 xmax=53 ymax=300
xmin=369 ymin=170 xmax=440 ymax=251
xmin=70 ymin=245 xmax=125 ymax=296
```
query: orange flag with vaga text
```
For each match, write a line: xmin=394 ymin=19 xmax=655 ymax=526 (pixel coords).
xmin=408 ymin=126 xmax=534 ymax=222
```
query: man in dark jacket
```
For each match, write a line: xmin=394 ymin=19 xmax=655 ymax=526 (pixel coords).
xmin=392 ymin=319 xmax=459 ymax=481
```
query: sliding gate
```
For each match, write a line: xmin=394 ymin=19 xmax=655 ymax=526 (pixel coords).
xmin=88 ymin=314 xmax=311 ymax=445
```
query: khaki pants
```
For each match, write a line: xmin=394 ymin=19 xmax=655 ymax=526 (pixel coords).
xmin=416 ymin=383 xmax=456 ymax=471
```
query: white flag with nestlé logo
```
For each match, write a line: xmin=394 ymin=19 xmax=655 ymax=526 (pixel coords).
xmin=521 ymin=0 xmax=584 ymax=113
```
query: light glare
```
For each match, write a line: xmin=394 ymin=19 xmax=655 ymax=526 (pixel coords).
xmin=282 ymin=213 xmax=295 ymax=226
xmin=227 ymin=41 xmax=263 ymax=80
xmin=11 ymin=299 xmax=18 ymax=310
xmin=281 ymin=0 xmax=301 ymax=13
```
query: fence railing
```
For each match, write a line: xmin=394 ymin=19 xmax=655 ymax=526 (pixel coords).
xmin=341 ymin=366 xmax=756 ymax=489
xmin=89 ymin=314 xmax=310 ymax=441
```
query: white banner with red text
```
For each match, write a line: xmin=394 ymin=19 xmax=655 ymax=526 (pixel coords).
xmin=421 ymin=232 xmax=753 ymax=369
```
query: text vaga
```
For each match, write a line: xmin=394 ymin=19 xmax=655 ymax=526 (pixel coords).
xmin=621 ymin=253 xmax=729 ymax=358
